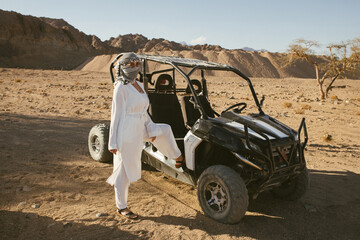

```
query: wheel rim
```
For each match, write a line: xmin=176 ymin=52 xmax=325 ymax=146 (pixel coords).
xmin=91 ymin=135 xmax=101 ymax=153
xmin=204 ymin=181 xmax=228 ymax=212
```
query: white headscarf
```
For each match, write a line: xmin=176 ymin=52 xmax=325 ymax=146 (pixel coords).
xmin=115 ymin=53 xmax=141 ymax=85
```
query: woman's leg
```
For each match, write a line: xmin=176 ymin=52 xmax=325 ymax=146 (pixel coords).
xmin=152 ymin=124 xmax=182 ymax=160
xmin=114 ymin=162 xmax=130 ymax=209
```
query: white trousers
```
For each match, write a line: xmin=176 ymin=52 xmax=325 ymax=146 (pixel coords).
xmin=114 ymin=161 xmax=129 ymax=209
xmin=151 ymin=124 xmax=182 ymax=160
xmin=114 ymin=124 xmax=181 ymax=209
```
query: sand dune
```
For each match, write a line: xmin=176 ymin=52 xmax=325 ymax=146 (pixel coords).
xmin=77 ymin=50 xmax=329 ymax=79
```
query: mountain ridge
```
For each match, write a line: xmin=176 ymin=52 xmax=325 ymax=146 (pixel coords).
xmin=0 ymin=9 xmax=329 ymax=78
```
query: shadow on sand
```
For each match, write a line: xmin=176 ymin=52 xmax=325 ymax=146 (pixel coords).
xmin=0 ymin=210 xmax=146 ymax=240
xmin=1 ymin=113 xmax=359 ymax=239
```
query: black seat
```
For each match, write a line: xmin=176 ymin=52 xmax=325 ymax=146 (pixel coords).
xmin=148 ymin=92 xmax=187 ymax=138
xmin=155 ymin=74 xmax=173 ymax=92
xmin=179 ymin=94 xmax=215 ymax=128
xmin=185 ymin=79 xmax=202 ymax=94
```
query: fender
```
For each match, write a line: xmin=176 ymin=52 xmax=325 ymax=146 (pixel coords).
xmin=184 ymin=131 xmax=203 ymax=170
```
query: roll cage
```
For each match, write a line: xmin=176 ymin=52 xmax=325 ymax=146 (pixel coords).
xmin=109 ymin=53 xmax=265 ymax=118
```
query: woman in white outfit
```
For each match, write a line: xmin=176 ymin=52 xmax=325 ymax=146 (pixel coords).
xmin=107 ymin=53 xmax=184 ymax=219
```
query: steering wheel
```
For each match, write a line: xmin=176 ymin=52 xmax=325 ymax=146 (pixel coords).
xmin=222 ymin=102 xmax=247 ymax=114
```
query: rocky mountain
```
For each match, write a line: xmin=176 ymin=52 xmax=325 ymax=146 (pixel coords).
xmin=0 ymin=10 xmax=227 ymax=70
xmin=105 ymin=34 xmax=148 ymax=52
xmin=0 ymin=10 xmax=116 ymax=69
xmin=105 ymin=34 xmax=224 ymax=52
xmin=1 ymin=9 xmax=352 ymax=79
xmin=241 ymin=47 xmax=268 ymax=52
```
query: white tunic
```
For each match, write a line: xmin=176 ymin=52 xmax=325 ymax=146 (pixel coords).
xmin=106 ymin=81 xmax=163 ymax=185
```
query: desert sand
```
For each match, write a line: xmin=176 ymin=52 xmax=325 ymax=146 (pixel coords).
xmin=0 ymin=67 xmax=359 ymax=239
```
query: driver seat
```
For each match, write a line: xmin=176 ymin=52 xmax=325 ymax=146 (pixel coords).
xmin=155 ymin=74 xmax=173 ymax=92
xmin=179 ymin=94 xmax=215 ymax=128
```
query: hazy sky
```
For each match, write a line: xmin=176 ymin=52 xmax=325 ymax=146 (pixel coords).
xmin=2 ymin=0 xmax=359 ymax=53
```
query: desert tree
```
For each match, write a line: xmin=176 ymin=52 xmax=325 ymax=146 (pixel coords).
xmin=286 ymin=39 xmax=360 ymax=99
xmin=350 ymin=38 xmax=360 ymax=63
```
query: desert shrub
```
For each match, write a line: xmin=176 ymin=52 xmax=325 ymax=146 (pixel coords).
xmin=357 ymin=97 xmax=360 ymax=102
xmin=330 ymin=95 xmax=338 ymax=100
xmin=294 ymin=109 xmax=305 ymax=114
xmin=357 ymin=112 xmax=360 ymax=115
xmin=301 ymin=104 xmax=312 ymax=110
xmin=283 ymin=102 xmax=292 ymax=108
xmin=14 ymin=79 xmax=21 ymax=83
xmin=321 ymin=133 xmax=333 ymax=142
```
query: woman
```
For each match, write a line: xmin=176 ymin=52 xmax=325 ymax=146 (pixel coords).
xmin=107 ymin=53 xmax=184 ymax=219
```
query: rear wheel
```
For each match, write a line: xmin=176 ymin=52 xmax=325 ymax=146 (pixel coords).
xmin=88 ymin=123 xmax=112 ymax=163
xmin=271 ymin=168 xmax=309 ymax=200
xmin=197 ymin=165 xmax=248 ymax=224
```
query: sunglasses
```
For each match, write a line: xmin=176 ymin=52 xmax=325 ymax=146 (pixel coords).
xmin=126 ymin=61 xmax=141 ymax=68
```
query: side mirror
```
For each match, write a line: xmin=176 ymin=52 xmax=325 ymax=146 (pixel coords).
xmin=260 ymin=95 xmax=266 ymax=107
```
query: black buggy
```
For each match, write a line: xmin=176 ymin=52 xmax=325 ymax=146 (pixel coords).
xmin=88 ymin=53 xmax=309 ymax=224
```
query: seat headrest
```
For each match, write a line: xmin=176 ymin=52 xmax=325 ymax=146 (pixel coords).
xmin=185 ymin=79 xmax=202 ymax=94
xmin=155 ymin=74 xmax=173 ymax=92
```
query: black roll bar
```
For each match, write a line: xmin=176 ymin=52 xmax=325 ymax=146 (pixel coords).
xmin=169 ymin=63 xmax=208 ymax=120
xmin=231 ymin=68 xmax=264 ymax=115
xmin=110 ymin=53 xmax=124 ymax=83
xmin=297 ymin=118 xmax=308 ymax=163
xmin=109 ymin=53 xmax=264 ymax=116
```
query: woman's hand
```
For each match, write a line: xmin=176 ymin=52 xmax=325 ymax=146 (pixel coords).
xmin=109 ymin=149 xmax=117 ymax=154
xmin=151 ymin=136 xmax=156 ymax=142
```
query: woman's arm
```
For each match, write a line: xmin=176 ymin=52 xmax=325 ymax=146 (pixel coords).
xmin=108 ymin=84 xmax=127 ymax=152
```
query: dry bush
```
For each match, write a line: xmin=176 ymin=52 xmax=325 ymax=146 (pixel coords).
xmin=301 ymin=104 xmax=312 ymax=110
xmin=294 ymin=109 xmax=305 ymax=114
xmin=357 ymin=97 xmax=360 ymax=102
xmin=14 ymin=79 xmax=21 ymax=83
xmin=321 ymin=133 xmax=333 ymax=142
xmin=283 ymin=102 xmax=292 ymax=108
xmin=286 ymin=39 xmax=360 ymax=99
xmin=357 ymin=112 xmax=360 ymax=116
xmin=330 ymin=95 xmax=338 ymax=100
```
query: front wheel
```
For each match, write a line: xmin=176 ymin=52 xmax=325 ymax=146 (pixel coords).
xmin=197 ymin=165 xmax=249 ymax=224
xmin=88 ymin=123 xmax=112 ymax=163
xmin=271 ymin=168 xmax=309 ymax=201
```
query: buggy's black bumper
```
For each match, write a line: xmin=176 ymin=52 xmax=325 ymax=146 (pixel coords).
xmin=242 ymin=118 xmax=308 ymax=193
